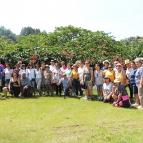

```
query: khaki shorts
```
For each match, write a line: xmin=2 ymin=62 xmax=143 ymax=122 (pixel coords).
xmin=138 ymin=87 xmax=143 ymax=100
xmin=0 ymin=80 xmax=2 ymax=86
xmin=85 ymin=81 xmax=92 ymax=88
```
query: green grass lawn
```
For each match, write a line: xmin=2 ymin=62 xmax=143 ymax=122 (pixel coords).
xmin=0 ymin=94 xmax=143 ymax=143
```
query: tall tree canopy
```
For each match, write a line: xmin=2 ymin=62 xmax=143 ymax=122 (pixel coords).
xmin=20 ymin=26 xmax=41 ymax=36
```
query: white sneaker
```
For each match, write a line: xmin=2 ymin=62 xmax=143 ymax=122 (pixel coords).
xmin=84 ymin=96 xmax=88 ymax=100
xmin=132 ymin=103 xmax=139 ymax=106
xmin=138 ymin=106 xmax=143 ymax=109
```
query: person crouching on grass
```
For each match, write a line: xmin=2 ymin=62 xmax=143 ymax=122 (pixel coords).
xmin=112 ymin=79 xmax=130 ymax=107
xmin=57 ymin=73 xmax=72 ymax=98
xmin=20 ymin=72 xmax=32 ymax=97
xmin=102 ymin=76 xmax=114 ymax=103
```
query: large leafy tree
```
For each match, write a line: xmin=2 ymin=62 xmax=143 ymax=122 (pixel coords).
xmin=20 ymin=26 xmax=41 ymax=36
xmin=0 ymin=26 xmax=16 ymax=42
xmin=0 ymin=25 xmax=143 ymax=66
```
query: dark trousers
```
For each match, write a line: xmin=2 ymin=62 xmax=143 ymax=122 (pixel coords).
xmin=55 ymin=84 xmax=62 ymax=95
xmin=72 ymin=79 xmax=80 ymax=95
xmin=22 ymin=86 xmax=32 ymax=97
xmin=79 ymin=83 xmax=83 ymax=96
xmin=128 ymin=84 xmax=133 ymax=99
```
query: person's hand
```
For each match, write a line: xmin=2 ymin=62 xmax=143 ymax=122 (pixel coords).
xmin=107 ymin=96 xmax=110 ymax=100
xmin=89 ymin=80 xmax=92 ymax=86
xmin=139 ymin=85 xmax=142 ymax=89
xmin=24 ymin=86 xmax=28 ymax=89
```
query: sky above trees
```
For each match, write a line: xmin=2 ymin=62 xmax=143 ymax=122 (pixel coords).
xmin=0 ymin=0 xmax=143 ymax=40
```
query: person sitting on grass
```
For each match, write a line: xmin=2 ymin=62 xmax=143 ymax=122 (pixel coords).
xmin=2 ymin=72 xmax=21 ymax=99
xmin=112 ymin=79 xmax=130 ymax=107
xmin=57 ymin=73 xmax=72 ymax=97
xmin=20 ymin=72 xmax=32 ymax=98
xmin=102 ymin=76 xmax=113 ymax=103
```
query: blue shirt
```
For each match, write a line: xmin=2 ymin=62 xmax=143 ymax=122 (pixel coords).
xmin=0 ymin=66 xmax=4 ymax=79
xmin=135 ymin=66 xmax=143 ymax=87
xmin=59 ymin=77 xmax=71 ymax=90
xmin=65 ymin=69 xmax=72 ymax=77
xmin=129 ymin=68 xmax=137 ymax=85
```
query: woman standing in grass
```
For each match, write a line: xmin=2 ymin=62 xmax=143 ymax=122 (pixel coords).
xmin=43 ymin=65 xmax=53 ymax=96
xmin=3 ymin=63 xmax=13 ymax=87
xmin=70 ymin=64 xmax=79 ymax=96
xmin=129 ymin=61 xmax=139 ymax=106
xmin=35 ymin=63 xmax=43 ymax=96
xmin=53 ymin=63 xmax=62 ymax=96
xmin=26 ymin=63 xmax=36 ymax=96
xmin=82 ymin=60 xmax=93 ymax=100
xmin=135 ymin=58 xmax=143 ymax=110
xmin=94 ymin=63 xmax=104 ymax=100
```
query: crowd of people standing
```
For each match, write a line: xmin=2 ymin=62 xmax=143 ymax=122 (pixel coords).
xmin=0 ymin=57 xmax=143 ymax=109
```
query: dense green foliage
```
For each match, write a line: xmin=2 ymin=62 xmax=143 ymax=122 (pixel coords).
xmin=0 ymin=25 xmax=143 ymax=65
xmin=20 ymin=26 xmax=41 ymax=36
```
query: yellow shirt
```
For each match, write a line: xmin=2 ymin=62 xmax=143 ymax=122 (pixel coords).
xmin=115 ymin=70 xmax=126 ymax=85
xmin=103 ymin=70 xmax=115 ymax=82
xmin=70 ymin=70 xmax=79 ymax=79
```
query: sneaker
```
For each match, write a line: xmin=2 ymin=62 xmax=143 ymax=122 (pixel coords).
xmin=84 ymin=96 xmax=88 ymax=100
xmin=138 ymin=106 xmax=143 ymax=109
xmin=88 ymin=96 xmax=91 ymax=100
xmin=132 ymin=103 xmax=139 ymax=106
xmin=72 ymin=92 xmax=76 ymax=96
xmin=81 ymin=88 xmax=85 ymax=91
xmin=1 ymin=97 xmax=6 ymax=100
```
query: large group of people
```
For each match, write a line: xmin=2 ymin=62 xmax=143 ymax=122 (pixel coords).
xmin=0 ymin=57 xmax=143 ymax=109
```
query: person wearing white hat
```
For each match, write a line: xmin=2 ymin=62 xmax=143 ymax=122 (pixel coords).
xmin=101 ymin=60 xmax=109 ymax=71
xmin=115 ymin=63 xmax=127 ymax=86
xmin=112 ymin=79 xmax=130 ymax=107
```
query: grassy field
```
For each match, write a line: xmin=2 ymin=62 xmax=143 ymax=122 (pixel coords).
xmin=0 ymin=94 xmax=143 ymax=143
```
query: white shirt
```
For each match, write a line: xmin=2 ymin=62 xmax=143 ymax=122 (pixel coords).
xmin=53 ymin=69 xmax=62 ymax=81
xmin=4 ymin=69 xmax=13 ymax=79
xmin=94 ymin=70 xmax=104 ymax=85
xmin=49 ymin=65 xmax=56 ymax=72
xmin=19 ymin=69 xmax=26 ymax=76
xmin=103 ymin=82 xmax=113 ymax=96
xmin=26 ymin=69 xmax=35 ymax=80
xmin=35 ymin=69 xmax=42 ymax=78
xmin=126 ymin=68 xmax=133 ymax=78
xmin=78 ymin=66 xmax=85 ymax=81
